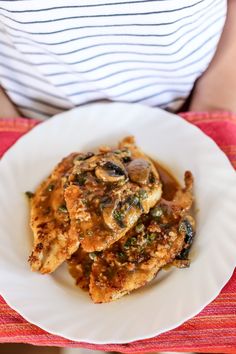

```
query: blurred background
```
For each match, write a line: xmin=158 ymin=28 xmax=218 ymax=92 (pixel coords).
xmin=0 ymin=346 xmax=199 ymax=354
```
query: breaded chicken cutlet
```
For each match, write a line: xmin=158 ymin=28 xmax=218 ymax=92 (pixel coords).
xmin=28 ymin=153 xmax=80 ymax=274
xmin=68 ymin=172 xmax=195 ymax=303
xmin=28 ymin=136 xmax=195 ymax=303
xmin=29 ymin=137 xmax=162 ymax=272
xmin=64 ymin=137 xmax=162 ymax=252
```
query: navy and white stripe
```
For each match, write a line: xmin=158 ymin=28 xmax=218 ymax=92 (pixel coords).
xmin=0 ymin=0 xmax=226 ymax=119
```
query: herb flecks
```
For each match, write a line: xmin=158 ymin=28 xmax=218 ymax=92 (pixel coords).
xmin=58 ymin=204 xmax=68 ymax=213
xmin=117 ymin=251 xmax=127 ymax=262
xmin=114 ymin=149 xmax=122 ymax=155
xmin=47 ymin=184 xmax=55 ymax=192
xmin=146 ymin=233 xmax=156 ymax=243
xmin=86 ymin=230 xmax=94 ymax=237
xmin=124 ymin=236 xmax=137 ymax=249
xmin=74 ymin=173 xmax=87 ymax=186
xmin=135 ymin=223 xmax=145 ymax=233
xmin=139 ymin=189 xmax=148 ymax=200
xmin=149 ymin=172 xmax=156 ymax=184
xmin=113 ymin=209 xmax=126 ymax=228
xmin=151 ymin=206 xmax=163 ymax=218
xmin=122 ymin=156 xmax=132 ymax=163
xmin=25 ymin=191 xmax=34 ymax=199
xmin=89 ymin=252 xmax=97 ymax=260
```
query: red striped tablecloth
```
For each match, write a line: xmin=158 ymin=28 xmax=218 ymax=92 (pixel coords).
xmin=0 ymin=112 xmax=235 ymax=353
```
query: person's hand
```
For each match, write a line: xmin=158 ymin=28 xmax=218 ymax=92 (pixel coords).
xmin=190 ymin=0 xmax=236 ymax=113
xmin=0 ymin=86 xmax=20 ymax=119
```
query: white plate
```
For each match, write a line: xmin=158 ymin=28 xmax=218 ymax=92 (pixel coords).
xmin=0 ymin=102 xmax=236 ymax=344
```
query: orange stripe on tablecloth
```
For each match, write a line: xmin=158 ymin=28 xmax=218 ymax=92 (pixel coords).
xmin=184 ymin=117 xmax=236 ymax=125
xmin=189 ymin=314 xmax=236 ymax=320
xmin=180 ymin=111 xmax=236 ymax=123
xmin=221 ymin=147 xmax=236 ymax=153
xmin=0 ymin=323 xmax=44 ymax=333
xmin=0 ymin=118 xmax=38 ymax=133
xmin=210 ymin=302 xmax=236 ymax=307
xmin=0 ymin=127 xmax=29 ymax=133
xmin=0 ymin=302 xmax=236 ymax=351
xmin=222 ymin=145 xmax=236 ymax=148
xmin=221 ymin=145 xmax=236 ymax=150
xmin=222 ymin=151 xmax=236 ymax=157
xmin=221 ymin=148 xmax=236 ymax=156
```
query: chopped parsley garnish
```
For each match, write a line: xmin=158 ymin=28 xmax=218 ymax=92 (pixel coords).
xmin=146 ymin=233 xmax=156 ymax=243
xmin=135 ymin=223 xmax=145 ymax=233
xmin=139 ymin=189 xmax=148 ymax=200
xmin=151 ymin=206 xmax=163 ymax=218
xmin=25 ymin=191 xmax=34 ymax=199
xmin=124 ymin=237 xmax=136 ymax=249
xmin=117 ymin=251 xmax=127 ymax=261
xmin=58 ymin=204 xmax=68 ymax=213
xmin=75 ymin=173 xmax=87 ymax=186
xmin=89 ymin=252 xmax=97 ymax=260
xmin=113 ymin=209 xmax=126 ymax=228
xmin=47 ymin=184 xmax=55 ymax=192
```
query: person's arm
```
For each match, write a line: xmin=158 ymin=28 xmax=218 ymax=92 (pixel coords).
xmin=0 ymin=86 xmax=20 ymax=118
xmin=190 ymin=0 xmax=236 ymax=112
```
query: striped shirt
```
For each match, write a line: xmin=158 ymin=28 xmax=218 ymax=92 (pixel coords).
xmin=0 ymin=0 xmax=227 ymax=120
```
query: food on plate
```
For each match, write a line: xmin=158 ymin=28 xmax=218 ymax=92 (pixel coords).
xmin=68 ymin=172 xmax=195 ymax=303
xmin=28 ymin=137 xmax=195 ymax=302
xmin=65 ymin=136 xmax=162 ymax=252
xmin=28 ymin=153 xmax=80 ymax=274
xmin=67 ymin=246 xmax=93 ymax=290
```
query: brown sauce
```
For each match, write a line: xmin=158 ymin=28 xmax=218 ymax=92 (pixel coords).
xmin=152 ymin=160 xmax=179 ymax=201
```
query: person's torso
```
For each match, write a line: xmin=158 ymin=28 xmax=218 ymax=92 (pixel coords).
xmin=0 ymin=0 xmax=227 ymax=119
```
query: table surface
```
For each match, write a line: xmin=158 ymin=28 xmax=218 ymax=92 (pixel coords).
xmin=0 ymin=111 xmax=235 ymax=353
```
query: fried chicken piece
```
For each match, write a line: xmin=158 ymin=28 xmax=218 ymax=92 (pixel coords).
xmin=64 ymin=138 xmax=162 ymax=252
xmin=89 ymin=171 xmax=194 ymax=303
xmin=68 ymin=172 xmax=194 ymax=303
xmin=67 ymin=247 xmax=93 ymax=290
xmin=28 ymin=153 xmax=80 ymax=274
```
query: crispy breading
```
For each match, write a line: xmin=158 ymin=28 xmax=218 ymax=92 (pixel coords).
xmin=64 ymin=138 xmax=162 ymax=252
xmin=68 ymin=172 xmax=195 ymax=303
xmin=28 ymin=153 xmax=80 ymax=274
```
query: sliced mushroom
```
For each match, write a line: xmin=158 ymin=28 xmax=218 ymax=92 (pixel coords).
xmin=73 ymin=152 xmax=94 ymax=164
xmin=112 ymin=148 xmax=132 ymax=163
xmin=176 ymin=215 xmax=195 ymax=261
xmin=102 ymin=202 xmax=121 ymax=230
xmin=70 ymin=156 xmax=101 ymax=181
xmin=127 ymin=158 xmax=151 ymax=185
xmin=95 ymin=160 xmax=127 ymax=183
